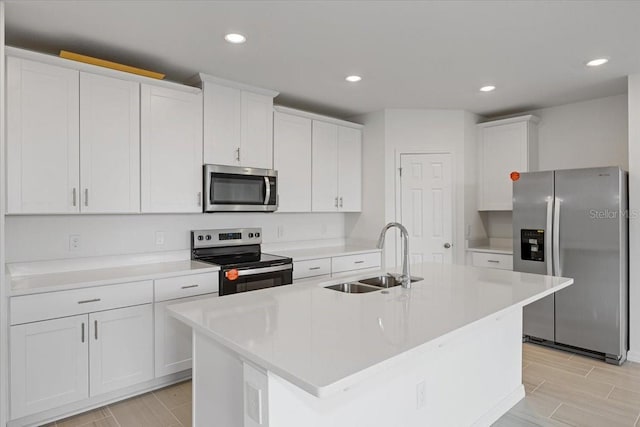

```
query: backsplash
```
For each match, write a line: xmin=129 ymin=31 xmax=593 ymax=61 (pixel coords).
xmin=5 ymin=212 xmax=346 ymax=263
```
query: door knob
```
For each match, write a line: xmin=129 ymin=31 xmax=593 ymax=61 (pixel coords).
xmin=444 ymin=243 xmax=452 ymax=249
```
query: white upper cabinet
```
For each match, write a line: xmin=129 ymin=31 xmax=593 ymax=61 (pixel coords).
xmin=140 ymin=84 xmax=203 ymax=213
xmin=312 ymin=121 xmax=340 ymax=211
xmin=337 ymin=126 xmax=362 ymax=212
xmin=197 ymin=74 xmax=278 ymax=169
xmin=80 ymin=72 xmax=140 ymax=213
xmin=311 ymin=120 xmax=363 ymax=212
xmin=6 ymin=57 xmax=80 ymax=214
xmin=273 ymin=111 xmax=312 ymax=212
xmin=477 ymin=115 xmax=539 ymax=211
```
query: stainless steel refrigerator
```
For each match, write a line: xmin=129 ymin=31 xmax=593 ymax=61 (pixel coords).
xmin=513 ymin=166 xmax=628 ymax=364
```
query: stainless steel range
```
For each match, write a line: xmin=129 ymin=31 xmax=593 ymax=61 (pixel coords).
xmin=191 ymin=228 xmax=293 ymax=296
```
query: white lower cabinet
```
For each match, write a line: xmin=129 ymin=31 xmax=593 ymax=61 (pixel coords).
xmin=89 ymin=304 xmax=154 ymax=396
xmin=10 ymin=315 xmax=89 ymax=419
xmin=155 ymin=294 xmax=213 ymax=377
xmin=10 ymin=304 xmax=153 ymax=419
xmin=292 ymin=251 xmax=383 ymax=281
xmin=471 ymin=252 xmax=513 ymax=270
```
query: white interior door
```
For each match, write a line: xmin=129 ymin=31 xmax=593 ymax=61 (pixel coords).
xmin=400 ymin=153 xmax=453 ymax=264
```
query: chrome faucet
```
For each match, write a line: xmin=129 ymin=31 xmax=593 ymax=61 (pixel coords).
xmin=376 ymin=222 xmax=411 ymax=289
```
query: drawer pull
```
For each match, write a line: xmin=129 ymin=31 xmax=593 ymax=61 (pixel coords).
xmin=81 ymin=323 xmax=85 ymax=343
xmin=78 ymin=298 xmax=101 ymax=304
xmin=309 ymin=267 xmax=321 ymax=271
xmin=354 ymin=260 xmax=365 ymax=264
xmin=488 ymin=260 xmax=500 ymax=263
xmin=181 ymin=284 xmax=199 ymax=289
xmin=95 ymin=320 xmax=98 ymax=340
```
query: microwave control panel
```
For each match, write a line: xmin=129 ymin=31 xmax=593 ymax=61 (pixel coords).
xmin=521 ymin=229 xmax=545 ymax=262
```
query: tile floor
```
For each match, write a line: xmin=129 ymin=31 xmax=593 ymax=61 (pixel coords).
xmin=43 ymin=343 xmax=640 ymax=427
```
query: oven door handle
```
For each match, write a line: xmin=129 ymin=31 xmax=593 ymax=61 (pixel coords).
xmin=264 ymin=177 xmax=271 ymax=205
xmin=235 ymin=264 xmax=292 ymax=277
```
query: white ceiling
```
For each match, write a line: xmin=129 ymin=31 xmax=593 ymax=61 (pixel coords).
xmin=5 ymin=1 xmax=640 ymax=118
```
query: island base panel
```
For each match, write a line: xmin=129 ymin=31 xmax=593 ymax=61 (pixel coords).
xmin=192 ymin=307 xmax=525 ymax=427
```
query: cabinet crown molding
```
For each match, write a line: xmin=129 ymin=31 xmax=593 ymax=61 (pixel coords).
xmin=477 ymin=114 xmax=540 ymax=128
xmin=190 ymin=72 xmax=279 ymax=98
xmin=274 ymin=105 xmax=364 ymax=129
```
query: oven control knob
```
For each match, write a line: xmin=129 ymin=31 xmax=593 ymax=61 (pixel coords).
xmin=197 ymin=235 xmax=204 ymax=241
xmin=255 ymin=232 xmax=260 ymax=237
xmin=248 ymin=233 xmax=254 ymax=238
xmin=205 ymin=235 xmax=212 ymax=240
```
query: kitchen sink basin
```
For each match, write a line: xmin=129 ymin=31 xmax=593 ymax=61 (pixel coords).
xmin=358 ymin=274 xmax=423 ymax=288
xmin=325 ymin=282 xmax=381 ymax=294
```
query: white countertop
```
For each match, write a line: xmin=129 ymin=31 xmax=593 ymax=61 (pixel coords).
xmin=270 ymin=244 xmax=381 ymax=261
xmin=466 ymin=237 xmax=514 ymax=255
xmin=168 ymin=262 xmax=572 ymax=398
xmin=466 ymin=245 xmax=514 ymax=255
xmin=9 ymin=260 xmax=219 ymax=296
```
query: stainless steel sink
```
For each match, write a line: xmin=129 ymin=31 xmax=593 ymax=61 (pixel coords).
xmin=324 ymin=282 xmax=381 ymax=294
xmin=358 ymin=274 xmax=423 ymax=288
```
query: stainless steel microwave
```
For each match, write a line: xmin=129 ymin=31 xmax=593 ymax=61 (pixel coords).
xmin=203 ymin=164 xmax=278 ymax=212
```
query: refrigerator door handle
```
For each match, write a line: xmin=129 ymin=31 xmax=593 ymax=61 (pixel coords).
xmin=553 ymin=197 xmax=561 ymax=276
xmin=546 ymin=197 xmax=554 ymax=276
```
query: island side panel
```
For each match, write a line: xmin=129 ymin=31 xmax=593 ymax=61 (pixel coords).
xmin=192 ymin=331 xmax=244 ymax=426
xmin=267 ymin=307 xmax=525 ymax=427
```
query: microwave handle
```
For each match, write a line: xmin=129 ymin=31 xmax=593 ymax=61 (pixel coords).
xmin=264 ymin=177 xmax=271 ymax=205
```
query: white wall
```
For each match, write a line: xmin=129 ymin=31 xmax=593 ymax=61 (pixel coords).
xmin=485 ymin=94 xmax=629 ymax=238
xmin=5 ymin=213 xmax=346 ymax=263
xmin=627 ymin=75 xmax=640 ymax=361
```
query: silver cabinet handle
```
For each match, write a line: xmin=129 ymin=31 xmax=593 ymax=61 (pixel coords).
xmin=334 ymin=197 xmax=338 ymax=208
xmin=235 ymin=147 xmax=241 ymax=162
xmin=354 ymin=260 xmax=365 ymax=264
xmin=72 ymin=188 xmax=77 ymax=207
xmin=198 ymin=191 xmax=202 ymax=207
xmin=78 ymin=298 xmax=101 ymax=304
xmin=309 ymin=267 xmax=321 ymax=271
xmin=94 ymin=320 xmax=98 ymax=340
xmin=81 ymin=323 xmax=85 ymax=343
xmin=488 ymin=260 xmax=500 ymax=263
xmin=84 ymin=189 xmax=89 ymax=207
xmin=181 ymin=284 xmax=199 ymax=289
xmin=339 ymin=197 xmax=343 ymax=208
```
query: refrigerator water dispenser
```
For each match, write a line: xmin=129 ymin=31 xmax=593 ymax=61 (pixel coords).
xmin=520 ymin=229 xmax=545 ymax=262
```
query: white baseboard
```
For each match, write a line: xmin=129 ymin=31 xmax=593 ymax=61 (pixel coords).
xmin=472 ymin=384 xmax=526 ymax=427
xmin=627 ymin=350 xmax=640 ymax=363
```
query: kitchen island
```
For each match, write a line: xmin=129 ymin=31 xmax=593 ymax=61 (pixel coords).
xmin=168 ymin=262 xmax=573 ymax=427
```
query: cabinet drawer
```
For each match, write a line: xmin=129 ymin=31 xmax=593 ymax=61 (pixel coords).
xmin=332 ymin=252 xmax=381 ymax=274
xmin=471 ymin=252 xmax=513 ymax=270
xmin=10 ymin=280 xmax=153 ymax=325
xmin=293 ymin=258 xmax=331 ymax=280
xmin=154 ymin=272 xmax=219 ymax=302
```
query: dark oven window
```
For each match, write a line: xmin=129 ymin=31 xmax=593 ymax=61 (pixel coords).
xmin=211 ymin=173 xmax=265 ymax=205
xmin=221 ymin=269 xmax=292 ymax=295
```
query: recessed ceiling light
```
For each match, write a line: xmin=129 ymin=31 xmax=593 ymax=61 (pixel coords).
xmin=480 ymin=85 xmax=496 ymax=92
xmin=224 ymin=33 xmax=246 ymax=44
xmin=345 ymin=75 xmax=362 ymax=83
xmin=586 ymin=58 xmax=609 ymax=67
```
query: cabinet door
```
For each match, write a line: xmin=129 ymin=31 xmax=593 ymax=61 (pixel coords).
xmin=80 ymin=72 xmax=140 ymax=213
xmin=141 ymin=85 xmax=203 ymax=213
xmin=241 ymin=91 xmax=274 ymax=169
xmin=89 ymin=304 xmax=153 ymax=396
xmin=479 ymin=122 xmax=528 ymax=210
xmin=6 ymin=57 xmax=80 ymax=214
xmin=10 ymin=315 xmax=88 ymax=418
xmin=337 ymin=126 xmax=362 ymax=212
xmin=311 ymin=121 xmax=339 ymax=212
xmin=203 ymin=82 xmax=241 ymax=166
xmin=273 ymin=112 xmax=312 ymax=212
xmin=155 ymin=294 xmax=215 ymax=377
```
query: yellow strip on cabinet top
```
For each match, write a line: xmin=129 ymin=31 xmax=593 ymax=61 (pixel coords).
xmin=59 ymin=50 xmax=166 ymax=80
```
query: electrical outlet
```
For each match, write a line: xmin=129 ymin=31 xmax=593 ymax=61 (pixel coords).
xmin=416 ymin=380 xmax=426 ymax=409
xmin=155 ymin=231 xmax=165 ymax=245
xmin=69 ymin=235 xmax=81 ymax=251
